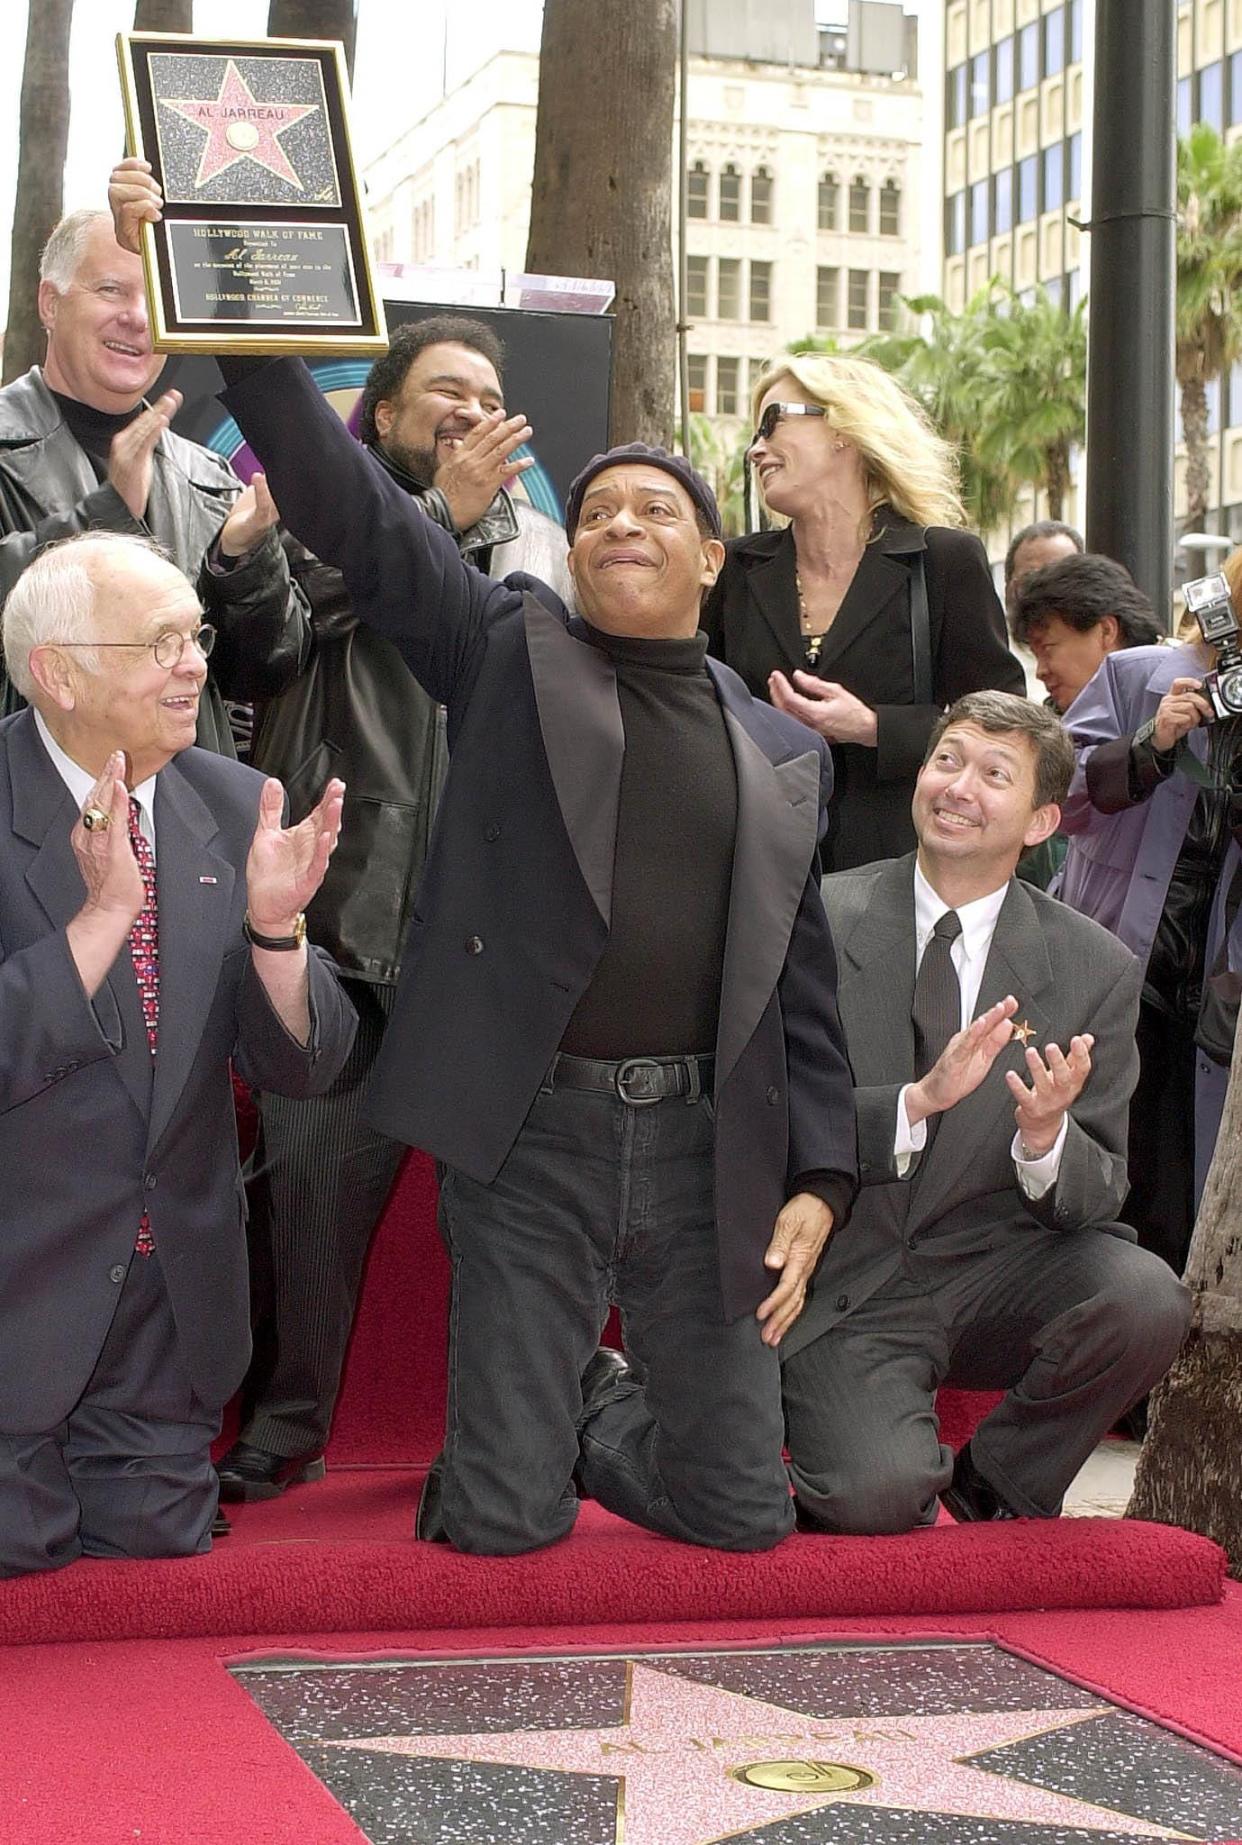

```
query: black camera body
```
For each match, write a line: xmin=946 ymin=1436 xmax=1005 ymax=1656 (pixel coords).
xmin=1183 ymin=573 xmax=1242 ymax=720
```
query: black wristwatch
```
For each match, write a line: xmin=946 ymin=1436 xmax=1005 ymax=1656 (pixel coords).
xmin=243 ymin=910 xmax=307 ymax=951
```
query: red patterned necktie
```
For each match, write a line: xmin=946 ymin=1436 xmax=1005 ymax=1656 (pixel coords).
xmin=128 ymin=796 xmax=159 ymax=1256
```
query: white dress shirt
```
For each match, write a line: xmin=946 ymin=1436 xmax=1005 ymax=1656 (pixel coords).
xmin=894 ymin=862 xmax=1067 ymax=1196
xmin=34 ymin=710 xmax=158 ymax=857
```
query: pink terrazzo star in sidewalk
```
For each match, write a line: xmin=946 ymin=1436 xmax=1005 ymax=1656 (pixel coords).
xmin=325 ymin=1660 xmax=1184 ymax=1842
xmin=161 ymin=59 xmax=318 ymax=190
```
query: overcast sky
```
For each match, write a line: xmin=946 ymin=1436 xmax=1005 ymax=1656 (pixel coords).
xmin=0 ymin=0 xmax=942 ymax=312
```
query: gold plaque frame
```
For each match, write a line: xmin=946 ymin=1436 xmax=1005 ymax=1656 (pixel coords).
xmin=117 ymin=32 xmax=387 ymax=356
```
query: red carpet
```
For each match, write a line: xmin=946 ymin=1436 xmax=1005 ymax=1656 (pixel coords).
xmin=0 ymin=1153 xmax=1224 ymax=1650
xmin=0 ymin=1465 xmax=1224 ymax=1647
xmin=4 ymin=1592 xmax=1242 ymax=1844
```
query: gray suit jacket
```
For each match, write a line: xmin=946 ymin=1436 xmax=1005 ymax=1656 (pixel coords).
xmin=0 ymin=710 xmax=356 ymax=1431
xmin=780 ymin=853 xmax=1143 ymax=1362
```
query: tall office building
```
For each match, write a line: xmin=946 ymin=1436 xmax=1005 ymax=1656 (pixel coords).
xmin=363 ymin=2 xmax=927 ymax=433
xmin=942 ymin=0 xmax=1242 ymax=536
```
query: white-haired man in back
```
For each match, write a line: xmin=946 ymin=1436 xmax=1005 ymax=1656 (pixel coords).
xmin=0 ymin=207 xmax=308 ymax=755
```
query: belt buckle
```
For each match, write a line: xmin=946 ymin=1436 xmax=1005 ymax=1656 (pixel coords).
xmin=614 ymin=1057 xmax=666 ymax=1106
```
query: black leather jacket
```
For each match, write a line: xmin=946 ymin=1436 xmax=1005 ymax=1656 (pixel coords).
xmin=0 ymin=368 xmax=309 ymax=756
xmin=252 ymin=448 xmax=572 ymax=983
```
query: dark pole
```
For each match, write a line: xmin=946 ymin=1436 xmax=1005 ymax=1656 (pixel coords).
xmin=1085 ymin=0 xmax=1177 ymax=626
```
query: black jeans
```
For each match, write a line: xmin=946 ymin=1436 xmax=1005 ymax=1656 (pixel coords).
xmin=436 ymin=1080 xmax=793 ymax=1555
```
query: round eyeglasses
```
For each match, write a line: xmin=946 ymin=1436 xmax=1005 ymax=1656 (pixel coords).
xmin=746 ymin=402 xmax=827 ymax=454
xmin=56 ymin=623 xmax=217 ymax=670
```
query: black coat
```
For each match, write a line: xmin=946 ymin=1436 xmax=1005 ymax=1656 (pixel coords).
xmin=702 ymin=512 xmax=1025 ymax=871
xmin=221 ymin=358 xmax=859 ymax=1323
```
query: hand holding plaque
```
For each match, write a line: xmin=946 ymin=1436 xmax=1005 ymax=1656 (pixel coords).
xmin=116 ymin=33 xmax=386 ymax=355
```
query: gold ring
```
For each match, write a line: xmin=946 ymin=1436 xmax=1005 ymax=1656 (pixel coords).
xmin=81 ymin=805 xmax=112 ymax=832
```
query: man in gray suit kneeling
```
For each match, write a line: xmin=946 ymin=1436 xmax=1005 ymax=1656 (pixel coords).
xmin=0 ymin=532 xmax=355 ymax=1576
xmin=783 ymin=690 xmax=1191 ymax=1531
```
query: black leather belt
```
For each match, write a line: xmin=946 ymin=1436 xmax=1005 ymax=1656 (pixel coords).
xmin=548 ymin=1053 xmax=715 ymax=1106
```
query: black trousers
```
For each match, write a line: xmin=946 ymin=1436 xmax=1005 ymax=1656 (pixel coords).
xmin=1121 ymin=1000 xmax=1198 ymax=1274
xmin=242 ymin=979 xmax=405 ymax=1456
xmin=782 ymin=1219 xmax=1191 ymax=1534
xmin=0 ymin=1246 xmax=220 ymax=1577
xmin=436 ymin=1078 xmax=793 ymax=1556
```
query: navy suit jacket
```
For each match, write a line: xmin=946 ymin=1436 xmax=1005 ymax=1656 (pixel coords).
xmin=221 ymin=359 xmax=857 ymax=1321
xmin=0 ymin=711 xmax=356 ymax=1430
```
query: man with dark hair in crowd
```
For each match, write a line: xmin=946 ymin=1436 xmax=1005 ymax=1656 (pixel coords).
xmin=216 ymin=315 xmax=572 ymax=1502
xmin=1003 ymin=519 xmax=1084 ymax=622
xmin=779 ymin=690 xmax=1189 ymax=1534
xmin=0 ymin=209 xmax=308 ymax=756
xmin=1011 ymin=553 xmax=1164 ymax=715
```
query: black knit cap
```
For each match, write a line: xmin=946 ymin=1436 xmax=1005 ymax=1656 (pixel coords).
xmin=564 ymin=442 xmax=722 ymax=540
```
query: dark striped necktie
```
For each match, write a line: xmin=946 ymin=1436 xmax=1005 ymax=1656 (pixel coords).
xmin=912 ymin=909 xmax=962 ymax=1082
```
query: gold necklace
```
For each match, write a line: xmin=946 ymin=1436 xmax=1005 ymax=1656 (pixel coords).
xmin=795 ymin=567 xmax=826 ymax=667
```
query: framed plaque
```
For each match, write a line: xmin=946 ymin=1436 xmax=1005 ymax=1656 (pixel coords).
xmin=117 ymin=33 xmax=387 ymax=356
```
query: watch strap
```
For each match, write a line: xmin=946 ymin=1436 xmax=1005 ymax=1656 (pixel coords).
xmin=243 ymin=910 xmax=306 ymax=951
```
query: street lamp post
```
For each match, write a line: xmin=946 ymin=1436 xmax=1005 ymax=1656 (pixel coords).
xmin=1084 ymin=0 xmax=1177 ymax=626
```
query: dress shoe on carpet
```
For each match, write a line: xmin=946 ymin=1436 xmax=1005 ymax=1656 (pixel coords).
xmin=210 ymin=1508 xmax=231 ymax=1538
xmin=216 ymin=1441 xmax=326 ymax=1502
xmin=941 ymin=1443 xmax=1020 ymax=1523
xmin=415 ymin=1453 xmax=450 ymax=1543
xmin=576 ymin=1346 xmax=638 ymax=1431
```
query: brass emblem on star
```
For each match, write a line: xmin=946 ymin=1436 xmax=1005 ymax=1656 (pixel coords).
xmin=1011 ymin=1019 xmax=1036 ymax=1047
xmin=730 ymin=1759 xmax=876 ymax=1793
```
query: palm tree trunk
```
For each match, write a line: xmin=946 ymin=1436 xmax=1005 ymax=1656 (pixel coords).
xmin=267 ymin=0 xmax=357 ymax=83
xmin=134 ymin=1 xmax=193 ymax=26
xmin=1044 ymin=439 xmax=1070 ymax=522
xmin=1128 ymin=1012 xmax=1242 ymax=1573
xmin=3 ymin=0 xmax=75 ymax=387
xmin=525 ymin=0 xmax=677 ymax=447
xmin=1180 ymin=372 xmax=1212 ymax=530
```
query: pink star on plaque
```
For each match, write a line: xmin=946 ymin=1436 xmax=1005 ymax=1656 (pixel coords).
xmin=325 ymin=1661 xmax=1184 ymax=1841
xmin=162 ymin=60 xmax=318 ymax=191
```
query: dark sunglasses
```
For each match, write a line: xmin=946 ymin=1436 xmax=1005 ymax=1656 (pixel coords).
xmin=747 ymin=402 xmax=827 ymax=453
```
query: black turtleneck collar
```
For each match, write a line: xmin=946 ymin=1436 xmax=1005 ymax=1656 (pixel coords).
xmin=585 ymin=624 xmax=708 ymax=675
xmin=365 ymin=440 xmax=427 ymax=497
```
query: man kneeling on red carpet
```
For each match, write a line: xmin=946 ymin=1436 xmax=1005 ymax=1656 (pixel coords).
xmin=780 ymin=692 xmax=1191 ymax=1531
xmin=0 ymin=533 xmax=356 ymax=1577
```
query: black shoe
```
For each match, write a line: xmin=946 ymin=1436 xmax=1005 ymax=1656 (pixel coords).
xmin=415 ymin=1453 xmax=450 ymax=1543
xmin=211 ymin=1508 xmax=232 ymax=1539
xmin=576 ymin=1345 xmax=638 ymax=1433
xmin=942 ymin=1443 xmax=1020 ymax=1523
xmin=215 ymin=1441 xmax=326 ymax=1502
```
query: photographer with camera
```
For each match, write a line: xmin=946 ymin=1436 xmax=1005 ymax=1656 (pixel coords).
xmin=1058 ymin=561 xmax=1242 ymax=1281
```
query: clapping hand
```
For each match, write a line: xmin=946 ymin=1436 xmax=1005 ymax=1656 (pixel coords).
xmin=435 ymin=410 xmax=534 ymax=531
xmin=768 ymin=670 xmax=878 ymax=746
xmin=219 ymin=472 xmax=280 ymax=558
xmin=904 ymin=996 xmax=1019 ymax=1129
xmin=245 ymin=777 xmax=345 ymax=938
xmin=1005 ymin=1035 xmax=1094 ymax=1158
xmin=71 ymin=751 xmax=144 ymax=923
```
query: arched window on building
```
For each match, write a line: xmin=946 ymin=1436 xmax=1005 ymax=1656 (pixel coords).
xmin=879 ymin=179 xmax=901 ymax=236
xmin=719 ymin=162 xmax=741 ymax=222
xmin=687 ymin=160 xmax=709 ymax=220
xmin=818 ymin=172 xmax=839 ymax=232
xmin=849 ymin=175 xmax=871 ymax=234
xmin=751 ymin=165 xmax=773 ymax=224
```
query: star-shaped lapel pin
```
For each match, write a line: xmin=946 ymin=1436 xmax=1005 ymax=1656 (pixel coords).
xmin=161 ymin=59 xmax=318 ymax=192
xmin=1011 ymin=1018 xmax=1037 ymax=1047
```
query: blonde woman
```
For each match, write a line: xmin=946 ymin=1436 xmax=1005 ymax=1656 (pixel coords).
xmin=702 ymin=353 xmax=1024 ymax=870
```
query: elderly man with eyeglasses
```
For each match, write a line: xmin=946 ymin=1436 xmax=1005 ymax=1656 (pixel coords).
xmin=0 ymin=531 xmax=355 ymax=1578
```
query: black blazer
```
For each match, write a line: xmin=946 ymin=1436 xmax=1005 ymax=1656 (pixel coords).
xmin=221 ymin=359 xmax=859 ymax=1323
xmin=0 ymin=713 xmax=357 ymax=1431
xmin=702 ymin=512 xmax=1025 ymax=871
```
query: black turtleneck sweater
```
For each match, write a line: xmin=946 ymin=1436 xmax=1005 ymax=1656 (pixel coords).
xmin=560 ymin=627 xmax=737 ymax=1058
xmin=48 ymin=389 xmax=142 ymax=479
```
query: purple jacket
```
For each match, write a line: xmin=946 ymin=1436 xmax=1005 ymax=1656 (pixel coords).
xmin=1059 ymin=642 xmax=1240 ymax=1197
